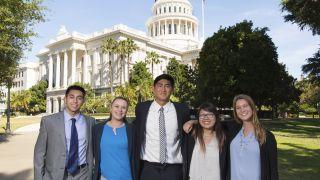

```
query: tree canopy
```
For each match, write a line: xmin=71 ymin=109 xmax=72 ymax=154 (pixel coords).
xmin=0 ymin=0 xmax=46 ymax=85
xmin=281 ymin=0 xmax=320 ymax=35
xmin=197 ymin=20 xmax=299 ymax=108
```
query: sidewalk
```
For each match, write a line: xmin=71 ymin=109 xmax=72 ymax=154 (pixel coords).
xmin=0 ymin=123 xmax=40 ymax=180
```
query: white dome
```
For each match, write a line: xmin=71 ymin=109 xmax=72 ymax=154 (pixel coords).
xmin=147 ymin=0 xmax=199 ymax=50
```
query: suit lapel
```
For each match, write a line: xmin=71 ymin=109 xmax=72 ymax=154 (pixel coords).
xmin=83 ymin=115 xmax=91 ymax=153
xmin=57 ymin=112 xmax=67 ymax=152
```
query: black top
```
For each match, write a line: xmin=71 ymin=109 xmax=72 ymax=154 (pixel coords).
xmin=224 ymin=120 xmax=278 ymax=180
xmin=92 ymin=120 xmax=136 ymax=180
xmin=133 ymin=100 xmax=190 ymax=179
xmin=185 ymin=125 xmax=227 ymax=180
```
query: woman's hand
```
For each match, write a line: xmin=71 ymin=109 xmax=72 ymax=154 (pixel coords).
xmin=183 ymin=120 xmax=198 ymax=133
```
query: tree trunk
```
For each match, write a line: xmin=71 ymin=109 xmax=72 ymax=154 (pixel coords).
xmin=6 ymin=83 xmax=11 ymax=133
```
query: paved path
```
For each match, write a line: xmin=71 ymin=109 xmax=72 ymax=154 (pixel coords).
xmin=0 ymin=123 xmax=40 ymax=180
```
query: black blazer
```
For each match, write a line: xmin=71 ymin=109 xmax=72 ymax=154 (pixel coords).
xmin=133 ymin=101 xmax=190 ymax=179
xmin=185 ymin=125 xmax=227 ymax=180
xmin=225 ymin=120 xmax=278 ymax=180
xmin=92 ymin=120 xmax=136 ymax=180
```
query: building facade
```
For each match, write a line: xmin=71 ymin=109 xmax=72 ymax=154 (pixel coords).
xmin=0 ymin=62 xmax=40 ymax=114
xmin=37 ymin=0 xmax=201 ymax=114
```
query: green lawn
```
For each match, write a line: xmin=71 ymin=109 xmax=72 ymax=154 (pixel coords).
xmin=0 ymin=116 xmax=41 ymax=134
xmin=1 ymin=116 xmax=319 ymax=179
xmin=263 ymin=118 xmax=320 ymax=180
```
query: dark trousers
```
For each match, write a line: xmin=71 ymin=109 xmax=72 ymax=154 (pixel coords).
xmin=140 ymin=161 xmax=183 ymax=180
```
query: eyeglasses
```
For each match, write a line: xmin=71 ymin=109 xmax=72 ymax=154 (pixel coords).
xmin=199 ymin=113 xmax=215 ymax=119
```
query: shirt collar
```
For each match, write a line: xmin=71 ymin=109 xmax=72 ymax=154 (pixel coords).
xmin=64 ymin=110 xmax=81 ymax=122
xmin=153 ymin=100 xmax=172 ymax=113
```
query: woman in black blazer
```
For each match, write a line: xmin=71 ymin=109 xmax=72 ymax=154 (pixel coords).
xmin=92 ymin=97 xmax=136 ymax=180
xmin=226 ymin=94 xmax=278 ymax=180
xmin=186 ymin=102 xmax=227 ymax=180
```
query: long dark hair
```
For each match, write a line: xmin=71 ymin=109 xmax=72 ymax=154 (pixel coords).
xmin=192 ymin=102 xmax=225 ymax=153
xmin=109 ymin=96 xmax=129 ymax=123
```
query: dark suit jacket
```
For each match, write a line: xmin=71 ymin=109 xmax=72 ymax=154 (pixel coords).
xmin=133 ymin=101 xmax=190 ymax=179
xmin=92 ymin=120 xmax=136 ymax=180
xmin=185 ymin=125 xmax=227 ymax=180
xmin=224 ymin=120 xmax=278 ymax=180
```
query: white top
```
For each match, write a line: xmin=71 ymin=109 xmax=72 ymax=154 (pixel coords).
xmin=189 ymin=136 xmax=220 ymax=180
xmin=142 ymin=101 xmax=182 ymax=163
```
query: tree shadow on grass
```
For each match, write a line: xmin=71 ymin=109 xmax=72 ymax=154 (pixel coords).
xmin=0 ymin=169 xmax=32 ymax=180
xmin=263 ymin=119 xmax=320 ymax=138
xmin=278 ymin=142 xmax=320 ymax=180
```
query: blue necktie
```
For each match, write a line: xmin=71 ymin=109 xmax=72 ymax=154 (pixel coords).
xmin=67 ymin=118 xmax=78 ymax=175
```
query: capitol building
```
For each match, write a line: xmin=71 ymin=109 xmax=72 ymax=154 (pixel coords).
xmin=37 ymin=0 xmax=202 ymax=114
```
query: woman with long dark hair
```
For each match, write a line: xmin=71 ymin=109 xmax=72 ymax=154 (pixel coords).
xmin=186 ymin=102 xmax=227 ymax=180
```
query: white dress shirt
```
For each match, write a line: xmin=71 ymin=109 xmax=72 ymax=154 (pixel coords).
xmin=142 ymin=101 xmax=183 ymax=163
xmin=64 ymin=110 xmax=87 ymax=166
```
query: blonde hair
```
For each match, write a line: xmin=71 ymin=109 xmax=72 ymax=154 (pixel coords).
xmin=233 ymin=94 xmax=266 ymax=145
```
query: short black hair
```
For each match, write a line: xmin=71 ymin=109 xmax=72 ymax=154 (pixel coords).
xmin=65 ymin=85 xmax=86 ymax=97
xmin=153 ymin=74 xmax=175 ymax=87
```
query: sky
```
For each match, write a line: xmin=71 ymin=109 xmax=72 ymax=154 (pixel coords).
xmin=24 ymin=0 xmax=319 ymax=79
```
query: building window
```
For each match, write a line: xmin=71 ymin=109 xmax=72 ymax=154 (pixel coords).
xmin=169 ymin=6 xmax=171 ymax=12
xmin=21 ymin=81 xmax=23 ymax=87
xmin=179 ymin=7 xmax=181 ymax=12
xmin=184 ymin=8 xmax=186 ymax=13
xmin=22 ymin=71 xmax=24 ymax=77
xmin=168 ymin=24 xmax=172 ymax=34
xmin=159 ymin=8 xmax=161 ymax=14
xmin=174 ymin=6 xmax=176 ymax=12
xmin=164 ymin=7 xmax=166 ymax=13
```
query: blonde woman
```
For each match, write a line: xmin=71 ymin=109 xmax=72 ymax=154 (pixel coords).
xmin=228 ymin=94 xmax=278 ymax=180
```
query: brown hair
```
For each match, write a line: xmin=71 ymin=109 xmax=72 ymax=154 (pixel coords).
xmin=192 ymin=102 xmax=225 ymax=153
xmin=232 ymin=94 xmax=266 ymax=145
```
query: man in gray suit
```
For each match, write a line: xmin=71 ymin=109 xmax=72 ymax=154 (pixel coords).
xmin=34 ymin=85 xmax=95 ymax=180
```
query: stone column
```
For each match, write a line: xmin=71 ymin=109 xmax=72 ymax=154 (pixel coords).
xmin=46 ymin=98 xmax=51 ymax=114
xmin=158 ymin=21 xmax=161 ymax=35
xmin=83 ymin=51 xmax=89 ymax=84
xmin=165 ymin=20 xmax=167 ymax=34
xmin=63 ymin=51 xmax=68 ymax=87
xmin=153 ymin=23 xmax=156 ymax=37
xmin=71 ymin=48 xmax=76 ymax=83
xmin=93 ymin=50 xmax=99 ymax=87
xmin=55 ymin=53 xmax=61 ymax=89
xmin=48 ymin=54 xmax=53 ymax=90
xmin=53 ymin=97 xmax=58 ymax=113
xmin=191 ymin=22 xmax=193 ymax=37
xmin=178 ymin=19 xmax=181 ymax=34
xmin=61 ymin=97 xmax=65 ymax=111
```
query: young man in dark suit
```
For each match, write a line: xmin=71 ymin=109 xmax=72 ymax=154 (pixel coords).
xmin=134 ymin=74 xmax=190 ymax=180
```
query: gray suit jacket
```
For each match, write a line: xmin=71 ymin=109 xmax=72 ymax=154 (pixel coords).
xmin=34 ymin=111 xmax=95 ymax=180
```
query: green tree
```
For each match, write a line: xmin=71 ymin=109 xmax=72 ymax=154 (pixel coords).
xmin=281 ymin=0 xmax=320 ymax=35
xmin=166 ymin=57 xmax=197 ymax=105
xmin=197 ymin=20 xmax=299 ymax=109
xmin=145 ymin=51 xmax=161 ymax=78
xmin=0 ymin=0 xmax=46 ymax=85
xmin=302 ymin=49 xmax=320 ymax=85
xmin=101 ymin=38 xmax=118 ymax=94
xmin=296 ymin=78 xmax=320 ymax=116
xmin=11 ymin=90 xmax=31 ymax=114
xmin=130 ymin=61 xmax=153 ymax=102
xmin=124 ymin=38 xmax=138 ymax=81
xmin=28 ymin=80 xmax=48 ymax=114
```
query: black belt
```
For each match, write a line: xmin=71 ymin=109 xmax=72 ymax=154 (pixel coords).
xmin=142 ymin=160 xmax=182 ymax=167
